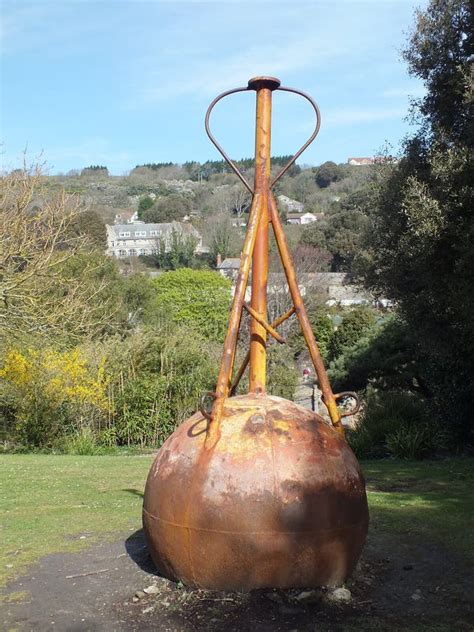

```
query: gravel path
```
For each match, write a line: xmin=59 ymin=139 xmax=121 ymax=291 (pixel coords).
xmin=2 ymin=526 xmax=473 ymax=631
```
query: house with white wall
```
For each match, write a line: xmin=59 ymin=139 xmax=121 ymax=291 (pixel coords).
xmin=106 ymin=221 xmax=203 ymax=258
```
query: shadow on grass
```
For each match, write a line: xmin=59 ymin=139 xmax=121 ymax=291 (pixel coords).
xmin=123 ymin=487 xmax=144 ymax=498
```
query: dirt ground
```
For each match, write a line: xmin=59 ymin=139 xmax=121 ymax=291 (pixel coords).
xmin=2 ymin=522 xmax=473 ymax=632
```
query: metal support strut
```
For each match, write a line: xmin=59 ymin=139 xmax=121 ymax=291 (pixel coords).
xmin=204 ymin=76 xmax=352 ymax=446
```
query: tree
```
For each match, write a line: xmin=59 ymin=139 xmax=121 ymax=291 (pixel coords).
xmin=81 ymin=165 xmax=108 ymax=177
xmin=300 ymin=208 xmax=369 ymax=271
xmin=315 ymin=161 xmax=345 ymax=188
xmin=152 ymin=229 xmax=198 ymax=270
xmin=67 ymin=209 xmax=106 ymax=247
xmin=360 ymin=0 xmax=473 ymax=440
xmin=328 ymin=306 xmax=376 ymax=361
xmin=0 ymin=165 xmax=124 ymax=344
xmin=150 ymin=269 xmax=231 ymax=341
xmin=142 ymin=194 xmax=191 ymax=223
xmin=137 ymin=195 xmax=155 ymax=218
xmin=209 ymin=216 xmax=240 ymax=264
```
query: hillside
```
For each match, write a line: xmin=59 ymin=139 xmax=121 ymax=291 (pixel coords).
xmin=42 ymin=159 xmax=377 ymax=273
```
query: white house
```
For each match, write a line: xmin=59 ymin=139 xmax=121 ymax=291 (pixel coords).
xmin=106 ymin=221 xmax=203 ymax=258
xmin=347 ymin=157 xmax=375 ymax=166
xmin=286 ymin=212 xmax=323 ymax=225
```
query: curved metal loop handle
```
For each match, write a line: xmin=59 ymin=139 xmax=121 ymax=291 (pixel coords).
xmin=334 ymin=391 xmax=361 ymax=418
xmin=270 ymin=86 xmax=321 ymax=187
xmin=199 ymin=391 xmax=217 ymax=421
xmin=205 ymin=87 xmax=254 ymax=193
xmin=205 ymin=84 xmax=321 ymax=192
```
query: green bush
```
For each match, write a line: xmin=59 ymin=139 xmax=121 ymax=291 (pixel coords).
xmin=328 ymin=306 xmax=376 ymax=361
xmin=386 ymin=424 xmax=448 ymax=460
xmin=289 ymin=306 xmax=333 ymax=360
xmin=267 ymin=345 xmax=298 ymax=400
xmin=150 ymin=268 xmax=231 ymax=341
xmin=62 ymin=428 xmax=108 ymax=455
xmin=348 ymin=390 xmax=445 ymax=460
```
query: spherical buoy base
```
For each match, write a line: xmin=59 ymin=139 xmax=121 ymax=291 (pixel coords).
xmin=143 ymin=394 xmax=368 ymax=591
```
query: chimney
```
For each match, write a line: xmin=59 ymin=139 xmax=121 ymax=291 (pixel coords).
xmin=216 ymin=252 xmax=222 ymax=267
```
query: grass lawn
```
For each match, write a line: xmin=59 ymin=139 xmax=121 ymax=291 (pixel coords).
xmin=1 ymin=454 xmax=473 ymax=590
xmin=0 ymin=454 xmax=153 ymax=587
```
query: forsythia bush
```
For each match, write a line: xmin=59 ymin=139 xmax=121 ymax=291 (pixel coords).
xmin=0 ymin=348 xmax=108 ymax=446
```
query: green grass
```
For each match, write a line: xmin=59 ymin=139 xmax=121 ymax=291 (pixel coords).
xmin=0 ymin=454 xmax=153 ymax=587
xmin=362 ymin=458 xmax=474 ymax=561
xmin=0 ymin=455 xmax=473 ymax=589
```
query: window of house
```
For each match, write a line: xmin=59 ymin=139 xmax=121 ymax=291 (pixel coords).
xmin=119 ymin=231 xmax=131 ymax=238
xmin=135 ymin=231 xmax=146 ymax=237
xmin=129 ymin=249 xmax=137 ymax=256
xmin=150 ymin=230 xmax=161 ymax=237
xmin=118 ymin=249 xmax=127 ymax=256
xmin=139 ymin=248 xmax=147 ymax=255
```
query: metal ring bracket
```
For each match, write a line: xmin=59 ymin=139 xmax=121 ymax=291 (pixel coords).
xmin=204 ymin=84 xmax=321 ymax=192
xmin=270 ymin=86 xmax=321 ymax=186
xmin=334 ymin=392 xmax=361 ymax=418
xmin=204 ymin=87 xmax=254 ymax=193
xmin=199 ymin=391 xmax=217 ymax=421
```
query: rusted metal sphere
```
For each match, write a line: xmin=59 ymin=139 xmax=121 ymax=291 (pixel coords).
xmin=143 ymin=394 xmax=368 ymax=591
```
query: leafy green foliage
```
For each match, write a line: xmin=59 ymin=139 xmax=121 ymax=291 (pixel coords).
xmin=81 ymin=165 xmax=108 ymax=176
xmin=142 ymin=194 xmax=192 ymax=223
xmin=134 ymin=162 xmax=174 ymax=170
xmin=315 ymin=161 xmax=345 ymax=188
xmin=108 ymin=326 xmax=220 ymax=446
xmin=150 ymin=269 xmax=231 ymax=341
xmin=348 ymin=390 xmax=446 ymax=459
xmin=329 ymin=315 xmax=428 ymax=395
xmin=289 ymin=306 xmax=333 ymax=360
xmin=266 ymin=345 xmax=298 ymax=400
xmin=208 ymin=217 xmax=241 ymax=263
xmin=360 ymin=0 xmax=473 ymax=441
xmin=66 ymin=209 xmax=106 ymax=247
xmin=328 ymin=307 xmax=376 ymax=361
xmin=149 ymin=230 xmax=199 ymax=270
xmin=301 ymin=205 xmax=369 ymax=271
xmin=137 ymin=195 xmax=154 ymax=218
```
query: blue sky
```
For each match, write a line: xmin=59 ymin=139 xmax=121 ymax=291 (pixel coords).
xmin=1 ymin=0 xmax=427 ymax=175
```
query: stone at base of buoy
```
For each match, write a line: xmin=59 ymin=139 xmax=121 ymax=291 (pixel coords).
xmin=143 ymin=393 xmax=369 ymax=591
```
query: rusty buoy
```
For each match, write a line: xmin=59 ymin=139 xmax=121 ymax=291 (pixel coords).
xmin=143 ymin=394 xmax=368 ymax=590
xmin=143 ymin=77 xmax=369 ymax=590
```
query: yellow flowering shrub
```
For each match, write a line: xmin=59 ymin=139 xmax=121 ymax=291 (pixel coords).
xmin=0 ymin=347 xmax=108 ymax=446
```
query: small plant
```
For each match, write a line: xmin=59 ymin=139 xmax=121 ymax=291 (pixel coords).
xmin=348 ymin=390 xmax=444 ymax=460
xmin=63 ymin=427 xmax=103 ymax=455
xmin=386 ymin=424 xmax=448 ymax=460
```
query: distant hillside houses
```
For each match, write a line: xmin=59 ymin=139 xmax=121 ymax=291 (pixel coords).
xmin=287 ymin=212 xmax=323 ymax=225
xmin=114 ymin=210 xmax=139 ymax=224
xmin=217 ymin=265 xmax=389 ymax=307
xmin=106 ymin=221 xmax=203 ymax=258
xmin=347 ymin=157 xmax=375 ymax=166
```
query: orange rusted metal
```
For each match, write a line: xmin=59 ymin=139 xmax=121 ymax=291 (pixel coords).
xmin=268 ymin=192 xmax=344 ymax=435
xmin=143 ymin=395 xmax=368 ymax=590
xmin=230 ymin=306 xmax=295 ymax=395
xmin=243 ymin=303 xmax=286 ymax=344
xmin=249 ymin=78 xmax=276 ymax=393
xmin=143 ymin=76 xmax=368 ymax=591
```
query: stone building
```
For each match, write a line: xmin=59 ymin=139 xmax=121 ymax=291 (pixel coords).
xmin=106 ymin=221 xmax=203 ymax=258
